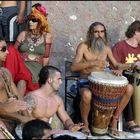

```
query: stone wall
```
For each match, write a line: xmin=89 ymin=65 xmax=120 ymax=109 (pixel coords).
xmin=32 ymin=1 xmax=140 ymax=100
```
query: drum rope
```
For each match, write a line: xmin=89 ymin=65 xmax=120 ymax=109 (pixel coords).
xmin=0 ymin=69 xmax=18 ymax=99
xmin=0 ymin=126 xmax=15 ymax=139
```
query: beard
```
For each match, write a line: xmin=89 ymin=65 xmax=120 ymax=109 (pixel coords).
xmin=50 ymin=82 xmax=59 ymax=92
xmin=91 ymin=37 xmax=106 ymax=52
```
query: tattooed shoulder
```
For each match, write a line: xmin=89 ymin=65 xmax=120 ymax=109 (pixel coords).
xmin=24 ymin=94 xmax=37 ymax=112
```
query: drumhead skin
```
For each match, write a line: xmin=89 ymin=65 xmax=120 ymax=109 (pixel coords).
xmin=88 ymin=71 xmax=128 ymax=86
xmin=53 ymin=130 xmax=87 ymax=139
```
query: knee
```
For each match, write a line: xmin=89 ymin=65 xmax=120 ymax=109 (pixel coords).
xmin=81 ymin=88 xmax=92 ymax=103
xmin=126 ymin=84 xmax=133 ymax=97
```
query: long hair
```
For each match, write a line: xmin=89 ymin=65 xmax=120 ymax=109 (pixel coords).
xmin=86 ymin=22 xmax=108 ymax=47
xmin=125 ymin=20 xmax=140 ymax=38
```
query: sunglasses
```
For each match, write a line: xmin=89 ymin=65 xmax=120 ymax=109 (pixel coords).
xmin=0 ymin=46 xmax=7 ymax=52
xmin=94 ymin=30 xmax=105 ymax=33
xmin=29 ymin=18 xmax=39 ymax=23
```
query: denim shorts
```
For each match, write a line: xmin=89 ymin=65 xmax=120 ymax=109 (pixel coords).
xmin=70 ymin=79 xmax=90 ymax=93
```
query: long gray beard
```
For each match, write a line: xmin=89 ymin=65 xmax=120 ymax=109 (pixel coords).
xmin=91 ymin=37 xmax=106 ymax=52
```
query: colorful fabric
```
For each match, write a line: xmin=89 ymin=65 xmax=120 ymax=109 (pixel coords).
xmin=18 ymin=38 xmax=46 ymax=83
xmin=3 ymin=45 xmax=39 ymax=96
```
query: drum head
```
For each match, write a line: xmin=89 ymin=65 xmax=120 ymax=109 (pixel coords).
xmin=88 ymin=71 xmax=128 ymax=86
xmin=53 ymin=130 xmax=87 ymax=139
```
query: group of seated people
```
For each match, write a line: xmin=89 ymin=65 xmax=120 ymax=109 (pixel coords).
xmin=0 ymin=3 xmax=85 ymax=139
xmin=0 ymin=1 xmax=139 ymax=139
xmin=70 ymin=20 xmax=140 ymax=138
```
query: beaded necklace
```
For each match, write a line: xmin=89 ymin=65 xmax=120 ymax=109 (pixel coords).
xmin=27 ymin=32 xmax=41 ymax=52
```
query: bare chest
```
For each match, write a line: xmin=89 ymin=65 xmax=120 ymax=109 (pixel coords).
xmin=33 ymin=96 xmax=58 ymax=119
xmin=83 ymin=48 xmax=107 ymax=61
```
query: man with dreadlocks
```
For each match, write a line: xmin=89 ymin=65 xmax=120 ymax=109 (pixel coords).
xmin=71 ymin=22 xmax=138 ymax=138
xmin=0 ymin=37 xmax=28 ymax=135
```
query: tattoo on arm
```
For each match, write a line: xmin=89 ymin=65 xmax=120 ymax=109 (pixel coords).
xmin=24 ymin=95 xmax=37 ymax=113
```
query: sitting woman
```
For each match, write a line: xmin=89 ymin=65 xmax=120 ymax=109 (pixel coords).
xmin=4 ymin=4 xmax=52 ymax=96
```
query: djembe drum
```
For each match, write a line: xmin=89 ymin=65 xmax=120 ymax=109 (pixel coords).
xmin=88 ymin=71 xmax=128 ymax=135
xmin=133 ymin=65 xmax=140 ymax=125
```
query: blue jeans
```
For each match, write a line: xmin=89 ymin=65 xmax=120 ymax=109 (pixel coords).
xmin=0 ymin=6 xmax=19 ymax=43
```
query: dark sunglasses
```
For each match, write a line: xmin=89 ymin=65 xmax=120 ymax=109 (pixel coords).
xmin=94 ymin=30 xmax=105 ymax=33
xmin=29 ymin=18 xmax=39 ymax=23
xmin=0 ymin=46 xmax=7 ymax=52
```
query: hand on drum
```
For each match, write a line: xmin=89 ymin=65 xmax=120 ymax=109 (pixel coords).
xmin=112 ymin=70 xmax=123 ymax=76
xmin=69 ymin=123 xmax=85 ymax=132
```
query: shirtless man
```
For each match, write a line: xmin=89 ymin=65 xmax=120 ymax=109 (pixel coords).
xmin=0 ymin=38 xmax=28 ymax=135
xmin=21 ymin=66 xmax=83 ymax=133
xmin=71 ymin=22 xmax=137 ymax=138
xmin=0 ymin=1 xmax=31 ymax=43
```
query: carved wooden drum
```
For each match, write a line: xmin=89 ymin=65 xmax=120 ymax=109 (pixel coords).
xmin=88 ymin=71 xmax=128 ymax=135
